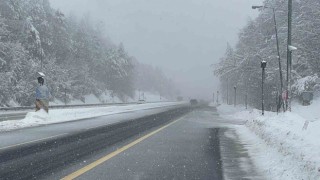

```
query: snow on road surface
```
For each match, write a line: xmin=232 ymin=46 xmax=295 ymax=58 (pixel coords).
xmin=0 ymin=102 xmax=186 ymax=132
xmin=217 ymin=102 xmax=320 ymax=180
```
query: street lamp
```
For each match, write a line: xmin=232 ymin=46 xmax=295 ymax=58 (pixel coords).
xmin=261 ymin=60 xmax=267 ymax=115
xmin=252 ymin=5 xmax=284 ymax=111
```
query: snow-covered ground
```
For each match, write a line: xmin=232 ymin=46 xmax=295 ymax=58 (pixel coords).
xmin=0 ymin=102 xmax=185 ymax=132
xmin=217 ymin=101 xmax=320 ymax=180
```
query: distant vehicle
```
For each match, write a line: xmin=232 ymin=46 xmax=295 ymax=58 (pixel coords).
xmin=190 ymin=99 xmax=198 ymax=106
xmin=138 ymin=99 xmax=146 ymax=104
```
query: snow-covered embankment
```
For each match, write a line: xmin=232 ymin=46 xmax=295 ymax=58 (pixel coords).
xmin=217 ymin=103 xmax=320 ymax=179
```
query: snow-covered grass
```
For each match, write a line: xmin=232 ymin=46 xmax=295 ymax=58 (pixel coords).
xmin=0 ymin=102 xmax=185 ymax=132
xmin=217 ymin=103 xmax=320 ymax=180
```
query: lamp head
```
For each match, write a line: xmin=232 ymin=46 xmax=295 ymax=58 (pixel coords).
xmin=261 ymin=61 xmax=267 ymax=68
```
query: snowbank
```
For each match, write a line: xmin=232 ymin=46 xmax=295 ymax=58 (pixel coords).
xmin=217 ymin=103 xmax=320 ymax=179
xmin=0 ymin=102 xmax=184 ymax=132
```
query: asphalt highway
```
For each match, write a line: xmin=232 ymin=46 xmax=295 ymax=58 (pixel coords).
xmin=65 ymin=109 xmax=224 ymax=180
xmin=0 ymin=106 xmax=263 ymax=180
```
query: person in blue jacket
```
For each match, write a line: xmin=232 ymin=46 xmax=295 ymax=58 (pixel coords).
xmin=35 ymin=76 xmax=50 ymax=113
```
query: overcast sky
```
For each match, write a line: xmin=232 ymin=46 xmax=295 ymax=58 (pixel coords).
xmin=49 ymin=0 xmax=262 ymax=100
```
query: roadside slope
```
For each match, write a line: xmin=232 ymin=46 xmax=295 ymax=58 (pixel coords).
xmin=217 ymin=104 xmax=320 ymax=180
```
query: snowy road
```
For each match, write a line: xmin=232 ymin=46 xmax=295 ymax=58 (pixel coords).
xmin=0 ymin=106 xmax=264 ymax=179
xmin=0 ymin=103 xmax=186 ymax=149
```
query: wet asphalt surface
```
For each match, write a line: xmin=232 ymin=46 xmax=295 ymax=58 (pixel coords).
xmin=0 ymin=106 xmax=263 ymax=180
xmin=74 ymin=109 xmax=223 ymax=180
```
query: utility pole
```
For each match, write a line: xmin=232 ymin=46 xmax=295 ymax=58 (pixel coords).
xmin=261 ymin=61 xmax=267 ymax=115
xmin=287 ymin=0 xmax=293 ymax=111
xmin=273 ymin=8 xmax=283 ymax=101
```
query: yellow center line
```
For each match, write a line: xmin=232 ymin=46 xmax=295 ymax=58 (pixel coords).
xmin=61 ymin=116 xmax=185 ymax=180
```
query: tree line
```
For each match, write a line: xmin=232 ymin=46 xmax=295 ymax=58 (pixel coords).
xmin=214 ymin=0 xmax=320 ymax=110
xmin=0 ymin=0 xmax=177 ymax=106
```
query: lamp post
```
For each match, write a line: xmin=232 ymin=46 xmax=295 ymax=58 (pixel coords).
xmin=252 ymin=5 xmax=284 ymax=111
xmin=261 ymin=60 xmax=267 ymax=115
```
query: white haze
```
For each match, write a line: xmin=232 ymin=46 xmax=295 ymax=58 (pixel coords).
xmin=50 ymin=0 xmax=261 ymax=100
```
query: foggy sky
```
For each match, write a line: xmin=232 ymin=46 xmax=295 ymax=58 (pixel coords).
xmin=49 ymin=0 xmax=262 ymax=100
